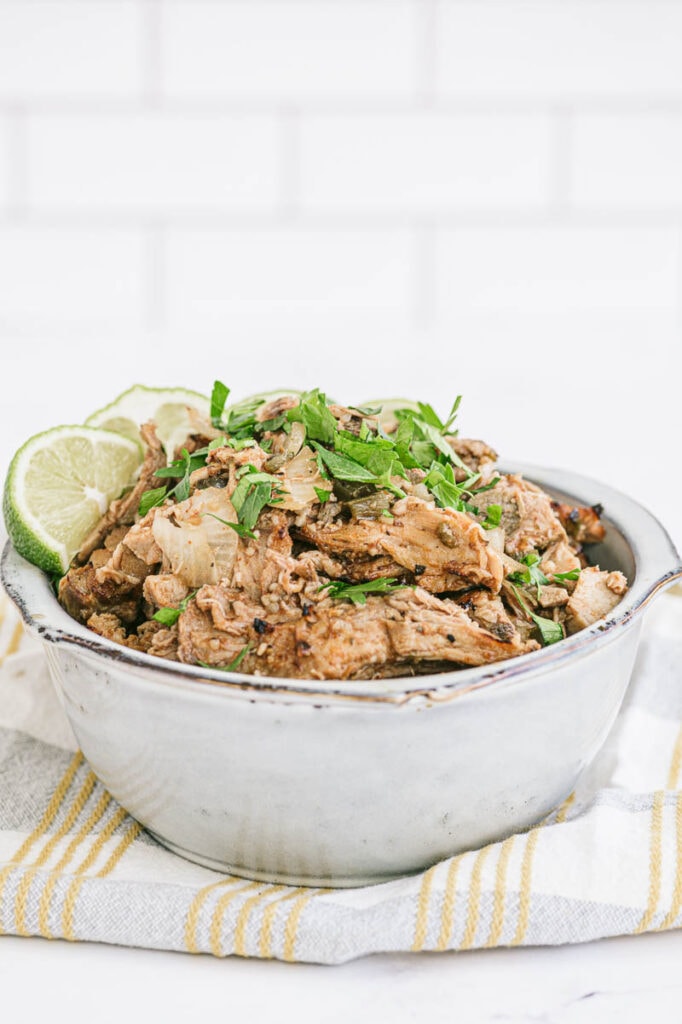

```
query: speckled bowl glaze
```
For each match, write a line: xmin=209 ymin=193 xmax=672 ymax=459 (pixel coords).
xmin=2 ymin=464 xmax=681 ymax=887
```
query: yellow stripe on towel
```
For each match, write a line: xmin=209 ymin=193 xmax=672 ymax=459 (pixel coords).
xmin=658 ymin=791 xmax=682 ymax=931
xmin=667 ymin=724 xmax=682 ymax=790
xmin=13 ymin=770 xmax=97 ymax=936
xmin=483 ymin=835 xmax=516 ymax=948
xmin=209 ymin=881 xmax=263 ymax=956
xmin=634 ymin=789 xmax=665 ymax=934
xmin=459 ymin=845 xmax=492 ymax=950
xmin=60 ymin=807 xmax=134 ymax=942
xmin=411 ymin=863 xmax=438 ymax=952
xmin=434 ymin=855 xmax=463 ymax=951
xmin=0 ymin=620 xmax=24 ymax=665
xmin=0 ymin=751 xmax=84 ymax=935
xmin=259 ymin=887 xmax=307 ymax=959
xmin=282 ymin=888 xmax=330 ymax=963
xmin=184 ymin=878 xmax=242 ymax=954
xmin=37 ymin=790 xmax=112 ymax=938
xmin=233 ymin=885 xmax=286 ymax=957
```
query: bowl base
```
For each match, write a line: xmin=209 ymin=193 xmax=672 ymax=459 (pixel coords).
xmin=147 ymin=829 xmax=420 ymax=889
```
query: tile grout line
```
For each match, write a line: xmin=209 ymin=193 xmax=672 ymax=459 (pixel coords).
xmin=279 ymin=106 xmax=301 ymax=219
xmin=549 ymin=105 xmax=573 ymax=215
xmin=415 ymin=0 xmax=438 ymax=108
xmin=5 ymin=105 xmax=29 ymax=222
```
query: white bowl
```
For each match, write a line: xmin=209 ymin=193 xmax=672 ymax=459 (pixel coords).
xmin=3 ymin=464 xmax=680 ymax=887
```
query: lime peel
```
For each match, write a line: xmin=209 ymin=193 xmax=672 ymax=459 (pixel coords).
xmin=3 ymin=425 xmax=143 ymax=575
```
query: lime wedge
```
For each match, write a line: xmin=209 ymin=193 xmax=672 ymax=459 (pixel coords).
xmin=360 ymin=397 xmax=420 ymax=433
xmin=85 ymin=385 xmax=210 ymax=462
xmin=3 ymin=426 xmax=143 ymax=574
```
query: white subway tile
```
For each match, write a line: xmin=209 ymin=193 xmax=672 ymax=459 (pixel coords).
xmin=436 ymin=2 xmax=682 ymax=99
xmin=27 ymin=114 xmax=281 ymax=213
xmin=573 ymin=113 xmax=682 ymax=209
xmin=161 ymin=1 xmax=417 ymax=100
xmin=165 ymin=228 xmax=413 ymax=325
xmin=0 ymin=2 xmax=142 ymax=100
xmin=435 ymin=227 xmax=679 ymax=321
xmin=0 ymin=116 xmax=9 ymax=210
xmin=0 ymin=228 xmax=146 ymax=329
xmin=300 ymin=112 xmax=551 ymax=213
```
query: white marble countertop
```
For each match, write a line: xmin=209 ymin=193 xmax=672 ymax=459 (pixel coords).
xmin=4 ymin=930 xmax=682 ymax=1023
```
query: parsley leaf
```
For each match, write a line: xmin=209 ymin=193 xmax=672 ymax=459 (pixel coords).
xmin=318 ymin=577 xmax=410 ymax=607
xmin=508 ymin=552 xmax=550 ymax=597
xmin=230 ymin=467 xmax=281 ymax=532
xmin=138 ymin=485 xmax=167 ymax=517
xmin=287 ymin=388 xmax=336 ymax=444
xmin=481 ymin=503 xmax=502 ymax=530
xmin=153 ymin=589 xmax=197 ymax=627
xmin=210 ymin=380 xmax=230 ymax=423
xmin=203 ymin=512 xmax=257 ymax=540
xmin=552 ymin=568 xmax=581 ymax=583
xmin=314 ymin=486 xmax=331 ymax=504
xmin=199 ymin=642 xmax=253 ymax=673
xmin=509 ymin=583 xmax=564 ymax=646
xmin=311 ymin=442 xmax=378 ymax=483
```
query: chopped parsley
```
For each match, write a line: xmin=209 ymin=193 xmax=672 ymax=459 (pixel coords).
xmin=509 ymin=583 xmax=564 ymax=646
xmin=138 ymin=485 xmax=168 ymax=517
xmin=552 ymin=568 xmax=581 ymax=583
xmin=203 ymin=511 xmax=257 ymax=541
xmin=153 ymin=589 xmax=197 ymax=627
xmin=508 ymin=552 xmax=550 ymax=598
xmin=287 ymin=388 xmax=336 ymax=444
xmin=231 ymin=467 xmax=282 ymax=532
xmin=210 ymin=379 xmax=230 ymax=423
xmin=318 ymin=577 xmax=410 ymax=606
xmin=199 ymin=642 xmax=253 ymax=673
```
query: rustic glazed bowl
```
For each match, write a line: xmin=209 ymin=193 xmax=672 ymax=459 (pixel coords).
xmin=2 ymin=464 xmax=680 ymax=887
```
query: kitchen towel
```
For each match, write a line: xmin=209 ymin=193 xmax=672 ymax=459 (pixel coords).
xmin=1 ymin=587 xmax=682 ymax=965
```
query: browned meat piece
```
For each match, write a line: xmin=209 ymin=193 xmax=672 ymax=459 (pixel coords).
xmin=136 ymin=620 xmax=179 ymax=660
xmin=454 ymin=591 xmax=519 ymax=642
xmin=143 ymin=573 xmax=190 ymax=610
xmin=87 ymin=612 xmax=129 ymax=645
xmin=565 ymin=567 xmax=628 ymax=633
xmin=298 ymin=496 xmax=503 ymax=595
xmin=551 ymin=501 xmax=606 ymax=545
xmin=58 ymin=565 xmax=141 ymax=625
xmin=540 ymin=540 xmax=582 ymax=577
xmin=475 ymin=475 xmax=567 ymax=558
xmin=449 ymin=438 xmax=498 ymax=481
xmin=77 ymin=423 xmax=166 ymax=563
xmin=537 ymin=586 xmax=569 ymax=609
xmin=178 ymin=585 xmax=537 ymax=680
xmin=230 ymin=509 xmax=294 ymax=601
xmin=257 ymin=395 xmax=299 ymax=422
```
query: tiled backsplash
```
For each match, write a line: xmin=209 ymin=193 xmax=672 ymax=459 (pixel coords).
xmin=0 ymin=1 xmax=681 ymax=538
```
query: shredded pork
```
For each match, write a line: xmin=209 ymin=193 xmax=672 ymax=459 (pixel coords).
xmin=58 ymin=391 xmax=628 ymax=680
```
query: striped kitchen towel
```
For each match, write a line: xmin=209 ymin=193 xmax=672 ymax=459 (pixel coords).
xmin=1 ymin=587 xmax=682 ymax=965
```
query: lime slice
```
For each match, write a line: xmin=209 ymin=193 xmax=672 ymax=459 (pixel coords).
xmin=86 ymin=385 xmax=210 ymax=462
xmin=360 ymin=397 xmax=420 ymax=433
xmin=3 ymin=426 xmax=143 ymax=575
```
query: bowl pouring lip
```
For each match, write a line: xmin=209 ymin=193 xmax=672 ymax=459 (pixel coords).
xmin=2 ymin=462 xmax=681 ymax=706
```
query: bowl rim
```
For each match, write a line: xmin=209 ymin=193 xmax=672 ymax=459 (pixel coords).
xmin=2 ymin=462 xmax=681 ymax=705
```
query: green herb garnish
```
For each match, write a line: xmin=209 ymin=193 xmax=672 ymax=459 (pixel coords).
xmin=203 ymin=512 xmax=257 ymax=540
xmin=319 ymin=577 xmax=410 ymax=607
xmin=153 ymin=590 xmax=197 ymax=627
xmin=314 ymin=487 xmax=331 ymax=504
xmin=509 ymin=583 xmax=564 ymax=646
xmin=287 ymin=388 xmax=336 ymax=444
xmin=138 ymin=485 xmax=168 ymax=517
xmin=199 ymin=642 xmax=253 ymax=673
xmin=210 ymin=380 xmax=230 ymax=423
xmin=508 ymin=552 xmax=550 ymax=597
xmin=552 ymin=568 xmax=581 ymax=583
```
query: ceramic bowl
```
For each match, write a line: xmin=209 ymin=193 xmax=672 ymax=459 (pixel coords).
xmin=2 ymin=463 xmax=680 ymax=887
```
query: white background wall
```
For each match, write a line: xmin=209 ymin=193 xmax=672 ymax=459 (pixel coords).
xmin=0 ymin=0 xmax=680 ymax=546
